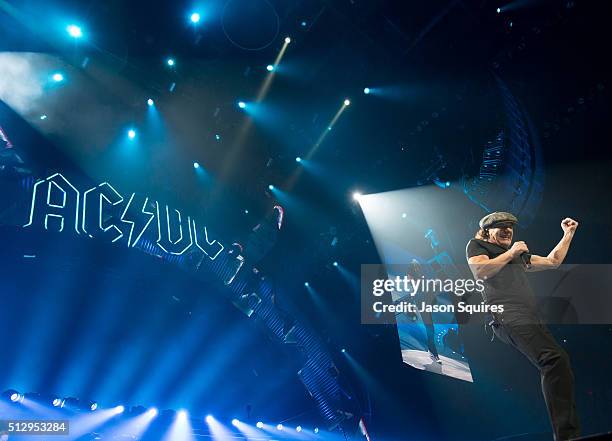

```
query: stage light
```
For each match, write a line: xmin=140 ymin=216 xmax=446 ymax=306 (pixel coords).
xmin=445 ymin=181 xmax=451 ymax=187
xmin=284 ymin=36 xmax=291 ymax=43
xmin=52 ymin=398 xmax=62 ymax=407
xmin=127 ymin=129 xmax=136 ymax=139
xmin=341 ymin=348 xmax=347 ymax=353
xmin=301 ymin=21 xmax=307 ymax=27
xmin=238 ymin=101 xmax=246 ymax=109
xmin=266 ymin=64 xmax=274 ymax=72
xmin=231 ymin=419 xmax=239 ymax=426
xmin=314 ymin=427 xmax=319 ymax=434
xmin=147 ymin=98 xmax=154 ymax=106
xmin=402 ymin=212 xmax=407 ymax=218
xmin=296 ymin=426 xmax=302 ymax=432
xmin=256 ymin=422 xmax=264 ymax=429
xmin=90 ymin=402 xmax=98 ymax=411
xmin=205 ymin=415 xmax=213 ymax=423
xmin=268 ymin=184 xmax=274 ymax=190
xmin=178 ymin=410 xmax=188 ymax=419
xmin=215 ymin=134 xmax=221 ymax=140
xmin=333 ymin=261 xmax=338 ymax=267
xmin=148 ymin=407 xmax=158 ymax=416
xmin=352 ymin=192 xmax=362 ymax=201
xmin=304 ymin=282 xmax=309 ymax=287
xmin=295 ymin=156 xmax=302 ymax=163
xmin=190 ymin=12 xmax=201 ymax=23
xmin=116 ymin=405 xmax=125 ymax=413
xmin=193 ymin=162 xmax=200 ymax=169
xmin=166 ymin=58 xmax=175 ymax=67
xmin=497 ymin=7 xmax=501 ymax=13
xmin=244 ymin=209 xmax=249 ymax=214
xmin=363 ymin=87 xmax=370 ymax=94
xmin=277 ymin=424 xmax=283 ymax=430
xmin=40 ymin=114 xmax=47 ymax=120
xmin=52 ymin=73 xmax=64 ymax=82
xmin=10 ymin=393 xmax=21 ymax=402
xmin=66 ymin=24 xmax=82 ymax=38
xmin=344 ymin=98 xmax=351 ymax=106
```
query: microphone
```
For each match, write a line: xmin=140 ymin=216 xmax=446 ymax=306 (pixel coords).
xmin=520 ymin=252 xmax=532 ymax=267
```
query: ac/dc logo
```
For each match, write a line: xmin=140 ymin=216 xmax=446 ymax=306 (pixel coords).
xmin=23 ymin=173 xmax=224 ymax=260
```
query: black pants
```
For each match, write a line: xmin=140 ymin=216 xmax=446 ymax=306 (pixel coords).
xmin=492 ymin=315 xmax=580 ymax=441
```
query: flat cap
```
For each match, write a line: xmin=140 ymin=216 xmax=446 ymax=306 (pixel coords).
xmin=479 ymin=211 xmax=518 ymax=229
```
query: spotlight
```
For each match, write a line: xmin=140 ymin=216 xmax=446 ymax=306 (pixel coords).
xmin=244 ymin=209 xmax=249 ymax=214
xmin=166 ymin=58 xmax=175 ymax=67
xmin=333 ymin=261 xmax=338 ymax=267
xmin=277 ymin=424 xmax=283 ymax=430
xmin=402 ymin=212 xmax=407 ymax=218
xmin=363 ymin=87 xmax=370 ymax=94
xmin=304 ymin=282 xmax=309 ymax=287
xmin=341 ymin=348 xmax=347 ymax=353
xmin=266 ymin=64 xmax=274 ymax=72
xmin=205 ymin=415 xmax=213 ymax=423
xmin=296 ymin=426 xmax=302 ymax=432
xmin=115 ymin=405 xmax=125 ymax=413
xmin=10 ymin=393 xmax=22 ymax=403
xmin=301 ymin=21 xmax=307 ymax=27
xmin=344 ymin=98 xmax=351 ymax=106
xmin=445 ymin=181 xmax=451 ymax=187
xmin=215 ymin=134 xmax=221 ymax=140
xmin=40 ymin=114 xmax=47 ymax=120
xmin=52 ymin=398 xmax=63 ymax=407
xmin=52 ymin=73 xmax=64 ymax=82
xmin=193 ymin=162 xmax=200 ymax=169
xmin=231 ymin=419 xmax=239 ymax=426
xmin=90 ymin=402 xmax=98 ymax=411
xmin=268 ymin=184 xmax=274 ymax=190
xmin=190 ymin=12 xmax=201 ymax=23
xmin=284 ymin=36 xmax=291 ymax=43
xmin=127 ymin=129 xmax=136 ymax=139
xmin=148 ymin=407 xmax=158 ymax=416
xmin=314 ymin=427 xmax=319 ymax=434
xmin=147 ymin=98 xmax=154 ymax=106
xmin=178 ymin=410 xmax=188 ymax=419
xmin=256 ymin=422 xmax=264 ymax=429
xmin=66 ymin=24 xmax=82 ymax=38
xmin=295 ymin=156 xmax=302 ymax=163
xmin=352 ymin=192 xmax=362 ymax=201
xmin=238 ymin=101 xmax=246 ymax=109
xmin=497 ymin=7 xmax=501 ymax=13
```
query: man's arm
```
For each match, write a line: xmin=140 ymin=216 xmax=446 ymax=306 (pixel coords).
xmin=468 ymin=241 xmax=528 ymax=280
xmin=528 ymin=218 xmax=578 ymax=271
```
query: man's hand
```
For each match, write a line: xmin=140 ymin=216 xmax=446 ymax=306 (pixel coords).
xmin=561 ymin=218 xmax=579 ymax=235
xmin=509 ymin=241 xmax=529 ymax=258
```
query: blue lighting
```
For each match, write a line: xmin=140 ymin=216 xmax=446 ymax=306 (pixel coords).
xmin=333 ymin=261 xmax=338 ymax=267
xmin=445 ymin=181 xmax=451 ymax=187
xmin=90 ymin=402 xmax=98 ymax=411
xmin=193 ymin=162 xmax=200 ymax=169
xmin=295 ymin=156 xmax=302 ymax=163
xmin=66 ymin=24 xmax=82 ymax=38
xmin=40 ymin=114 xmax=47 ymax=120
xmin=268 ymin=184 xmax=274 ymax=190
xmin=127 ymin=129 xmax=136 ymax=139
xmin=147 ymin=98 xmax=154 ymax=106
xmin=52 ymin=73 xmax=64 ymax=82
xmin=277 ymin=424 xmax=283 ymax=431
xmin=256 ymin=422 xmax=264 ymax=429
xmin=497 ymin=7 xmax=501 ymax=13
xmin=167 ymin=58 xmax=175 ymax=66
xmin=205 ymin=415 xmax=213 ymax=423
xmin=363 ymin=87 xmax=370 ymax=94
xmin=215 ymin=134 xmax=221 ymax=140
xmin=52 ymin=398 xmax=62 ymax=407
xmin=301 ymin=21 xmax=307 ymax=27
xmin=244 ymin=209 xmax=249 ymax=214
xmin=296 ymin=426 xmax=302 ymax=432
xmin=190 ymin=12 xmax=201 ymax=23
xmin=238 ymin=101 xmax=246 ymax=109
xmin=178 ymin=410 xmax=188 ymax=419
xmin=304 ymin=282 xmax=309 ymax=287
xmin=341 ymin=348 xmax=346 ymax=353
xmin=314 ymin=428 xmax=319 ymax=434
xmin=285 ymin=36 xmax=291 ymax=44
xmin=10 ymin=393 xmax=19 ymax=402
xmin=231 ymin=419 xmax=239 ymax=426
xmin=266 ymin=64 xmax=274 ymax=72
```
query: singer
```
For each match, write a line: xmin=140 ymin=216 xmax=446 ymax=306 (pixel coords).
xmin=466 ymin=212 xmax=580 ymax=441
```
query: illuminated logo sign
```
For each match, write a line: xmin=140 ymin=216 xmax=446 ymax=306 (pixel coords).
xmin=23 ymin=173 xmax=224 ymax=260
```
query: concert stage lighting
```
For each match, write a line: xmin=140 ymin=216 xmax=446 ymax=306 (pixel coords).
xmin=190 ymin=12 xmax=201 ymax=23
xmin=52 ymin=73 xmax=64 ymax=82
xmin=402 ymin=212 xmax=407 ymax=218
xmin=497 ymin=7 xmax=501 ymax=13
xmin=333 ymin=261 xmax=339 ymax=267
xmin=215 ymin=134 xmax=221 ymax=140
xmin=285 ymin=36 xmax=291 ymax=43
xmin=238 ymin=101 xmax=246 ymax=109
xmin=256 ymin=422 xmax=264 ymax=428
xmin=344 ymin=98 xmax=351 ymax=106
xmin=301 ymin=21 xmax=307 ymax=26
xmin=205 ymin=414 xmax=213 ymax=423
xmin=66 ymin=24 xmax=82 ymax=38
xmin=127 ymin=129 xmax=136 ymax=139
xmin=40 ymin=114 xmax=47 ymax=120
xmin=115 ymin=405 xmax=125 ymax=413
xmin=148 ymin=407 xmax=158 ymax=416
xmin=304 ymin=282 xmax=309 ymax=287
xmin=268 ymin=184 xmax=274 ymax=190
xmin=353 ymin=192 xmax=362 ymax=201
xmin=314 ymin=427 xmax=319 ymax=433
xmin=147 ymin=98 xmax=154 ymax=106
xmin=341 ymin=348 xmax=347 ymax=353
xmin=363 ymin=87 xmax=370 ymax=94
xmin=89 ymin=401 xmax=98 ymax=411
xmin=296 ymin=156 xmax=302 ymax=162
xmin=296 ymin=425 xmax=302 ymax=432
xmin=277 ymin=423 xmax=283 ymax=430
xmin=193 ymin=162 xmax=200 ymax=169
xmin=266 ymin=64 xmax=274 ymax=72
xmin=11 ymin=392 xmax=23 ymax=403
xmin=166 ymin=58 xmax=175 ymax=67
xmin=231 ymin=418 xmax=239 ymax=426
xmin=52 ymin=398 xmax=63 ymax=407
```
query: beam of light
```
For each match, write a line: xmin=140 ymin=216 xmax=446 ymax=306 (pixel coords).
xmin=52 ymin=72 xmax=64 ymax=82
xmin=304 ymin=98 xmax=350 ymax=161
xmin=234 ymin=420 xmax=268 ymax=440
xmin=66 ymin=24 xmax=82 ymax=38
xmin=295 ymin=156 xmax=302 ymax=163
xmin=127 ymin=128 xmax=136 ymax=139
xmin=190 ymin=12 xmax=201 ymax=23
xmin=352 ymin=192 xmax=363 ymax=201
xmin=67 ymin=406 xmax=125 ymax=439
xmin=162 ymin=410 xmax=195 ymax=441
xmin=147 ymin=98 xmax=154 ymax=106
xmin=193 ymin=162 xmax=200 ymax=169
xmin=237 ymin=100 xmax=246 ymax=109
xmin=205 ymin=414 xmax=234 ymax=441
xmin=363 ymin=87 xmax=370 ymax=94
xmin=166 ymin=58 xmax=175 ymax=67
xmin=103 ymin=407 xmax=158 ymax=440
xmin=266 ymin=64 xmax=274 ymax=72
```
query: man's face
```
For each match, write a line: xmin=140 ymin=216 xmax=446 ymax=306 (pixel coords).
xmin=488 ymin=223 xmax=514 ymax=248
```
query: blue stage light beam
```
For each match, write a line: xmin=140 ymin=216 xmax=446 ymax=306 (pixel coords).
xmin=233 ymin=420 xmax=264 ymax=439
xmin=52 ymin=72 xmax=64 ymax=82
xmin=190 ymin=12 xmax=201 ymax=24
xmin=147 ymin=98 xmax=154 ymax=107
xmin=166 ymin=58 xmax=175 ymax=67
xmin=104 ymin=407 xmax=158 ymax=440
xmin=162 ymin=410 xmax=195 ymax=441
xmin=68 ymin=405 xmax=125 ymax=439
xmin=127 ymin=129 xmax=136 ymax=139
xmin=66 ymin=24 xmax=83 ymax=38
xmin=305 ymin=98 xmax=351 ymax=160
xmin=205 ymin=415 xmax=234 ymax=441
xmin=237 ymin=101 xmax=246 ymax=109
xmin=363 ymin=87 xmax=370 ymax=94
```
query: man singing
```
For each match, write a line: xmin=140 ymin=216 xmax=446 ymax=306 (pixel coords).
xmin=466 ymin=211 xmax=580 ymax=441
